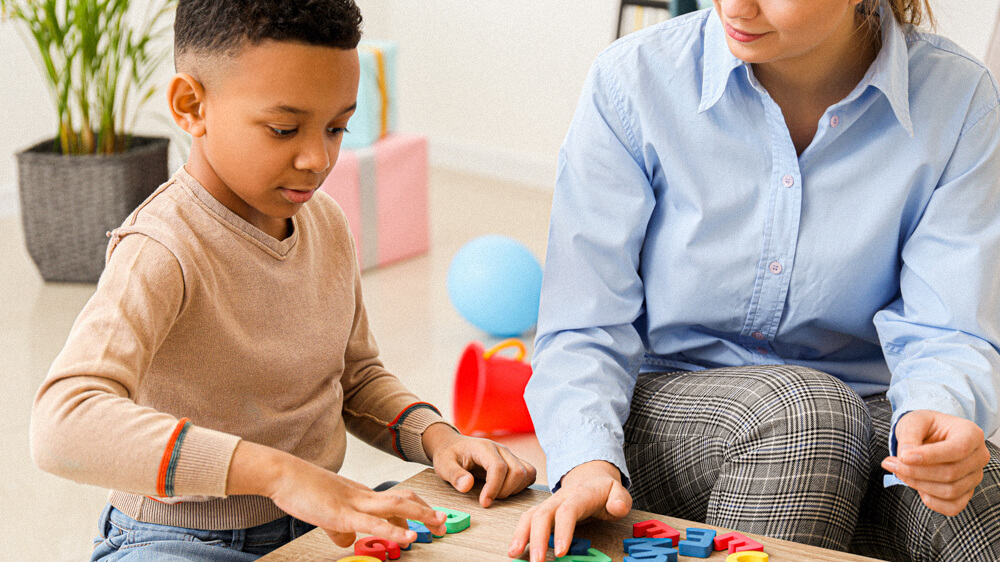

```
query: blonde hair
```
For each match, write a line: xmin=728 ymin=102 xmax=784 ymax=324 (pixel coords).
xmin=886 ymin=0 xmax=935 ymax=28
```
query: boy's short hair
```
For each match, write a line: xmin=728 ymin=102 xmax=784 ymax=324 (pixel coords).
xmin=174 ymin=0 xmax=363 ymax=66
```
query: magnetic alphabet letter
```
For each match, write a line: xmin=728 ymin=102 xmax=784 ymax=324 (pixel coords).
xmin=354 ymin=537 xmax=401 ymax=561
xmin=679 ymin=527 xmax=716 ymax=558
xmin=632 ymin=519 xmax=680 ymax=546
xmin=714 ymin=532 xmax=764 ymax=554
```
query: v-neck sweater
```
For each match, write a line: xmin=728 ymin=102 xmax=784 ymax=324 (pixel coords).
xmin=30 ymin=167 xmax=449 ymax=530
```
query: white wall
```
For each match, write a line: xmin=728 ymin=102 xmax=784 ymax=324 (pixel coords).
xmin=1 ymin=0 xmax=999 ymax=198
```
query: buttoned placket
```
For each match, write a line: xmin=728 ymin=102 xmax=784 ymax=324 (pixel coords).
xmin=739 ymin=68 xmax=803 ymax=363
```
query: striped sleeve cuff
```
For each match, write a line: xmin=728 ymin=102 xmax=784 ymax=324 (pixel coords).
xmin=157 ymin=419 xmax=242 ymax=498
xmin=388 ymin=403 xmax=456 ymax=465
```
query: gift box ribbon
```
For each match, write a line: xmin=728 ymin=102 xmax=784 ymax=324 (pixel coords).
xmin=360 ymin=44 xmax=390 ymax=140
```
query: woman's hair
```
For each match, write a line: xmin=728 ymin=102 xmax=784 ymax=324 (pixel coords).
xmin=886 ymin=0 xmax=935 ymax=28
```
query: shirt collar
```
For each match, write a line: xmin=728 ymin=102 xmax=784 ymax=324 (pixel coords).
xmin=699 ymin=12 xmax=745 ymax=113
xmin=697 ymin=1 xmax=913 ymax=136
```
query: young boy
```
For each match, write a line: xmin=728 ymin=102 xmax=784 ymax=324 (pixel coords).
xmin=29 ymin=1 xmax=536 ymax=560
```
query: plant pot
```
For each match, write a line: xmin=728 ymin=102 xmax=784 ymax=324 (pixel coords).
xmin=16 ymin=136 xmax=170 ymax=283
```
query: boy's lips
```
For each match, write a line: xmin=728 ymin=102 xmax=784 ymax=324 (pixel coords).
xmin=725 ymin=22 xmax=767 ymax=43
xmin=279 ymin=187 xmax=316 ymax=204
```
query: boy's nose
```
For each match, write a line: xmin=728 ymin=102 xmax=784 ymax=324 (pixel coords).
xmin=295 ymin=138 xmax=332 ymax=173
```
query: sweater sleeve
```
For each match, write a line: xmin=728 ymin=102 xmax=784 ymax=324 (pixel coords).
xmin=30 ymin=234 xmax=241 ymax=499
xmin=339 ymin=255 xmax=456 ymax=466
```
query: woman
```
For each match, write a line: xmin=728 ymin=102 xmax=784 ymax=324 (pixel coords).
xmin=510 ymin=0 xmax=1000 ymax=560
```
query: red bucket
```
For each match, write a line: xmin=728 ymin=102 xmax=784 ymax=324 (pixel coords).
xmin=453 ymin=339 xmax=534 ymax=436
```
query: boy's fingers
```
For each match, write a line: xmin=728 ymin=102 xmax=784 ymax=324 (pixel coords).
xmin=494 ymin=448 xmax=536 ymax=500
xmin=326 ymin=530 xmax=356 ymax=548
xmin=365 ymin=491 xmax=444 ymax=528
xmin=354 ymin=513 xmax=417 ymax=545
xmin=477 ymin=449 xmax=509 ymax=507
xmin=434 ymin=456 xmax=476 ymax=494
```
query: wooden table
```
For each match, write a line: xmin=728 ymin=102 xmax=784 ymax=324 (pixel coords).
xmin=260 ymin=468 xmax=881 ymax=561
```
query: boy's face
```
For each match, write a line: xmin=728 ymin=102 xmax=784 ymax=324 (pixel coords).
xmin=184 ymin=41 xmax=359 ymax=239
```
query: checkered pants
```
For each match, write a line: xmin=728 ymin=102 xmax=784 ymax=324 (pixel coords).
xmin=622 ymin=366 xmax=1000 ymax=561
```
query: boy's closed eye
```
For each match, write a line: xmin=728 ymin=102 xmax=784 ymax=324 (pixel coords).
xmin=267 ymin=126 xmax=351 ymax=138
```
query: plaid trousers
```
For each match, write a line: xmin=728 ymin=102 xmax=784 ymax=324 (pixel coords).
xmin=622 ymin=365 xmax=1000 ymax=561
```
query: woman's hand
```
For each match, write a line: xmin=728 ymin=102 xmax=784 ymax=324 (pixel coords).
xmin=882 ymin=409 xmax=991 ymax=516
xmin=508 ymin=460 xmax=631 ymax=561
xmin=227 ymin=441 xmax=448 ymax=547
xmin=422 ymin=423 xmax=537 ymax=507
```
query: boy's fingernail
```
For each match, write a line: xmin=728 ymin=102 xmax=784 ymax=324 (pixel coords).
xmin=883 ymin=460 xmax=898 ymax=472
xmin=555 ymin=539 xmax=567 ymax=554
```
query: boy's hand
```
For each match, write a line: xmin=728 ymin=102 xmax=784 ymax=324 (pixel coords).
xmin=881 ymin=409 xmax=991 ymax=516
xmin=422 ymin=423 xmax=537 ymax=507
xmin=509 ymin=460 xmax=631 ymax=561
xmin=227 ymin=441 xmax=447 ymax=547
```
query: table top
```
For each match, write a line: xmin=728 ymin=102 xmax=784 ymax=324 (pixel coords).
xmin=260 ymin=468 xmax=881 ymax=561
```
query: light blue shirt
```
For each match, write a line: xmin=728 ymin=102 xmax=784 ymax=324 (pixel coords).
xmin=527 ymin=6 xmax=1000 ymax=490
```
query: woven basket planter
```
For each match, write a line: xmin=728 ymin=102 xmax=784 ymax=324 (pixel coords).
xmin=16 ymin=136 xmax=169 ymax=283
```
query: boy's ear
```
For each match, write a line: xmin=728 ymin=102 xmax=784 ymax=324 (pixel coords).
xmin=168 ymin=73 xmax=207 ymax=137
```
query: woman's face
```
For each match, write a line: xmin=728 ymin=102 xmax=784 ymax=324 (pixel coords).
xmin=712 ymin=0 xmax=865 ymax=66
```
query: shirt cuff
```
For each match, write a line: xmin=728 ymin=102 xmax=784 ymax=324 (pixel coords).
xmin=166 ymin=421 xmax=242 ymax=498
xmin=542 ymin=423 xmax=630 ymax=493
xmin=389 ymin=403 xmax=455 ymax=466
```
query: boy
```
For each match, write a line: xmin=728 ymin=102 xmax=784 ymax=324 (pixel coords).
xmin=29 ymin=1 xmax=536 ymax=560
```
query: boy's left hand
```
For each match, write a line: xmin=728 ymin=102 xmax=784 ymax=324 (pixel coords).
xmin=422 ymin=423 xmax=537 ymax=507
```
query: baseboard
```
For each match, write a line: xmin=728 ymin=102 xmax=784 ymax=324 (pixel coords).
xmin=427 ymin=136 xmax=555 ymax=191
xmin=0 ymin=180 xmax=17 ymax=217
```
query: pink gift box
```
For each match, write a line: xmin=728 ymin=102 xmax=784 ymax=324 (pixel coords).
xmin=319 ymin=133 xmax=430 ymax=270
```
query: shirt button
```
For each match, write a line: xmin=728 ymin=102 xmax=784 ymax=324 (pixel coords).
xmin=769 ymin=261 xmax=783 ymax=274
xmin=830 ymin=115 xmax=840 ymax=127
xmin=757 ymin=347 xmax=769 ymax=355
xmin=752 ymin=331 xmax=765 ymax=340
xmin=782 ymin=174 xmax=794 ymax=188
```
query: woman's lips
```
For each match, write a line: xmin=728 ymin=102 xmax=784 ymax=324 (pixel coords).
xmin=725 ymin=22 xmax=767 ymax=43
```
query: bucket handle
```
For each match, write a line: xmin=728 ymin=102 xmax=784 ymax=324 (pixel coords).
xmin=483 ymin=338 xmax=526 ymax=362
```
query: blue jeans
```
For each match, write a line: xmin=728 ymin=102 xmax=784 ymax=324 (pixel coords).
xmin=90 ymin=504 xmax=316 ymax=561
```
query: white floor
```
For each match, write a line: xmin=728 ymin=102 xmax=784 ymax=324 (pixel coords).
xmin=0 ymin=168 xmax=552 ymax=561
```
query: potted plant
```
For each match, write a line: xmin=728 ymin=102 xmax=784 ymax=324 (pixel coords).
xmin=2 ymin=0 xmax=175 ymax=283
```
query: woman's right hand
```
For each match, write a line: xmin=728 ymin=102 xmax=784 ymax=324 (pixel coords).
xmin=507 ymin=460 xmax=632 ymax=561
xmin=227 ymin=441 xmax=448 ymax=548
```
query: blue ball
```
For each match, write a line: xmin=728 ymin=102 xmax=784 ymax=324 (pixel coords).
xmin=447 ymin=235 xmax=543 ymax=337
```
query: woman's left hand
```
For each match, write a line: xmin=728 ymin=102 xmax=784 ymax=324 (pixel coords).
xmin=422 ymin=423 xmax=537 ymax=507
xmin=881 ymin=409 xmax=991 ymax=516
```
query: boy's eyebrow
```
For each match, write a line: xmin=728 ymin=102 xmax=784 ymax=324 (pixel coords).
xmin=261 ymin=102 xmax=358 ymax=117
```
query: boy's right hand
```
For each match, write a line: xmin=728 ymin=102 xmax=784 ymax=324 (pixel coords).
xmin=508 ymin=460 xmax=631 ymax=562
xmin=227 ymin=441 xmax=447 ymax=547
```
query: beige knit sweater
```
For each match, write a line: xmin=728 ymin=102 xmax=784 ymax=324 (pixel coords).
xmin=30 ymin=167 xmax=449 ymax=530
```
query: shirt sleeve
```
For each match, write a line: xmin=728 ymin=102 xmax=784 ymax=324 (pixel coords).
xmin=30 ymin=234 xmax=241 ymax=499
xmin=526 ymin=55 xmax=656 ymax=490
xmin=875 ymin=75 xmax=1000 ymax=454
xmin=338 ymin=245 xmax=455 ymax=466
